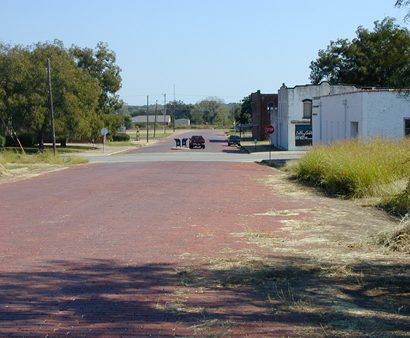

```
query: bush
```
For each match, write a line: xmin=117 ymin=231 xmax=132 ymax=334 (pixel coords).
xmin=293 ymin=138 xmax=410 ymax=198
xmin=112 ymin=133 xmax=130 ymax=142
xmin=0 ymin=135 xmax=5 ymax=148
xmin=381 ymin=179 xmax=410 ymax=217
xmin=5 ymin=133 xmax=36 ymax=147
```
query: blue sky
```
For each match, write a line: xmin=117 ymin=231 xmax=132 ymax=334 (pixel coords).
xmin=0 ymin=0 xmax=406 ymax=105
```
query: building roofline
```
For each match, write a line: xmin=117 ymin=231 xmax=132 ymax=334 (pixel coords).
xmin=251 ymin=90 xmax=277 ymax=96
xmin=281 ymin=81 xmax=359 ymax=90
xmin=319 ymin=88 xmax=410 ymax=98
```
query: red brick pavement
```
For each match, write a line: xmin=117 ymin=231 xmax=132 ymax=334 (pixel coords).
xmin=0 ymin=161 xmax=315 ymax=336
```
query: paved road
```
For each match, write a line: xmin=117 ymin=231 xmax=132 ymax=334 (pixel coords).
xmin=0 ymin=129 xmax=307 ymax=336
xmin=83 ymin=129 xmax=305 ymax=163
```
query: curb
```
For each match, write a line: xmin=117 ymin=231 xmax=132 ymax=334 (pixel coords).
xmin=239 ymin=146 xmax=251 ymax=154
xmin=105 ymin=147 xmax=135 ymax=156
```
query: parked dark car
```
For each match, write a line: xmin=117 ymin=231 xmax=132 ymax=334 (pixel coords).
xmin=189 ymin=135 xmax=205 ymax=149
xmin=227 ymin=135 xmax=241 ymax=146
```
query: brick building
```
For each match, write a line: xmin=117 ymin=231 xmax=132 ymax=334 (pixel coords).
xmin=251 ymin=90 xmax=277 ymax=140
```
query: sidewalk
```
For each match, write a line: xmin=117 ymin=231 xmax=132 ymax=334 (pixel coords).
xmin=71 ymin=132 xmax=181 ymax=157
xmin=73 ymin=142 xmax=141 ymax=157
xmin=78 ymin=129 xmax=194 ymax=156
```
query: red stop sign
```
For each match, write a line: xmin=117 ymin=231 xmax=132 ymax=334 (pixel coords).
xmin=265 ymin=125 xmax=274 ymax=134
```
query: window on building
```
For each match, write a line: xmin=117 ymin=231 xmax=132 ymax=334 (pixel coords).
xmin=267 ymin=102 xmax=274 ymax=112
xmin=351 ymin=121 xmax=359 ymax=139
xmin=405 ymin=119 xmax=410 ymax=136
xmin=302 ymin=99 xmax=312 ymax=119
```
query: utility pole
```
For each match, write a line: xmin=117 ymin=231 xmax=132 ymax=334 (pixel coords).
xmin=47 ymin=58 xmax=57 ymax=158
xmin=173 ymin=84 xmax=176 ymax=132
xmin=154 ymin=100 xmax=158 ymax=138
xmin=146 ymin=95 xmax=149 ymax=143
xmin=163 ymin=93 xmax=167 ymax=134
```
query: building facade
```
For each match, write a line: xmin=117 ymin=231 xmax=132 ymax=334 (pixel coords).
xmin=175 ymin=118 xmax=191 ymax=127
xmin=313 ymin=90 xmax=410 ymax=144
xmin=132 ymin=115 xmax=171 ymax=125
xmin=271 ymin=82 xmax=358 ymax=150
xmin=251 ymin=91 xmax=277 ymax=141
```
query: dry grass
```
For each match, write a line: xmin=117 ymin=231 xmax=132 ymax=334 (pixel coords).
xmin=293 ymin=138 xmax=410 ymax=198
xmin=191 ymin=319 xmax=233 ymax=337
xmin=375 ymin=216 xmax=410 ymax=254
xmin=0 ymin=150 xmax=87 ymax=182
xmin=0 ymin=150 xmax=87 ymax=165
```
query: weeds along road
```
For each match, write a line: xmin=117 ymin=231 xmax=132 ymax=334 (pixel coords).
xmin=0 ymin=129 xmax=409 ymax=336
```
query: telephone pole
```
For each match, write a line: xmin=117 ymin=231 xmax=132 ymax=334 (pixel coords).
xmin=154 ymin=100 xmax=158 ymax=138
xmin=163 ymin=93 xmax=167 ymax=134
xmin=173 ymin=84 xmax=176 ymax=132
xmin=146 ymin=95 xmax=149 ymax=143
xmin=47 ymin=58 xmax=57 ymax=157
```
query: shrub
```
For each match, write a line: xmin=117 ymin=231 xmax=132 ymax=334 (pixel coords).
xmin=381 ymin=178 xmax=410 ymax=217
xmin=0 ymin=135 xmax=5 ymax=148
xmin=112 ymin=133 xmax=130 ymax=142
xmin=5 ymin=133 xmax=36 ymax=147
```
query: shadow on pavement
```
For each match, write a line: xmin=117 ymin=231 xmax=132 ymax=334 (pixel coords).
xmin=241 ymin=144 xmax=278 ymax=153
xmin=0 ymin=257 xmax=408 ymax=336
xmin=222 ymin=148 xmax=242 ymax=154
xmin=208 ymin=139 xmax=227 ymax=143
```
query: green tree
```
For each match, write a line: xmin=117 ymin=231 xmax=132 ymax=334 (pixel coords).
xmin=0 ymin=44 xmax=36 ymax=136
xmin=395 ymin=0 xmax=410 ymax=20
xmin=195 ymin=97 xmax=223 ymax=125
xmin=166 ymin=100 xmax=193 ymax=120
xmin=102 ymin=113 xmax=124 ymax=140
xmin=33 ymin=42 xmax=101 ymax=145
xmin=0 ymin=41 xmax=101 ymax=147
xmin=310 ymin=18 xmax=410 ymax=88
xmin=236 ymin=95 xmax=252 ymax=124
xmin=70 ymin=42 xmax=123 ymax=114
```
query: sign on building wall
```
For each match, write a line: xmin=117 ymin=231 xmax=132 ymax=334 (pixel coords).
xmin=295 ymin=125 xmax=312 ymax=146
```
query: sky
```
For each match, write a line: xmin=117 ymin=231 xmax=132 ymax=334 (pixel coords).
xmin=0 ymin=0 xmax=407 ymax=106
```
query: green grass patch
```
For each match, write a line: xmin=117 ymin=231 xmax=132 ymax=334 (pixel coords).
xmin=292 ymin=138 xmax=410 ymax=198
xmin=105 ymin=141 xmax=137 ymax=147
xmin=126 ymin=128 xmax=174 ymax=140
xmin=381 ymin=182 xmax=410 ymax=217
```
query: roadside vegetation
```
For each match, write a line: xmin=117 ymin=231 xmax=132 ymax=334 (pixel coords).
xmin=0 ymin=149 xmax=87 ymax=180
xmin=292 ymin=138 xmax=410 ymax=199
xmin=0 ymin=149 xmax=87 ymax=165
xmin=290 ymin=138 xmax=410 ymax=253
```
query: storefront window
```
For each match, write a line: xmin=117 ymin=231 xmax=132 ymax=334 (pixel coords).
xmin=295 ymin=125 xmax=312 ymax=146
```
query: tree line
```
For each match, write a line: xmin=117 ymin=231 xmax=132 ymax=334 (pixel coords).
xmin=0 ymin=40 xmax=125 ymax=148
xmin=127 ymin=97 xmax=241 ymax=127
xmin=309 ymin=17 xmax=410 ymax=87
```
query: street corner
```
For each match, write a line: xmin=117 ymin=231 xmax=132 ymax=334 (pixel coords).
xmin=170 ymin=146 xmax=192 ymax=151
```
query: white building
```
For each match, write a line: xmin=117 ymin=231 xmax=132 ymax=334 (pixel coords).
xmin=132 ymin=115 xmax=171 ymax=124
xmin=313 ymin=90 xmax=410 ymax=144
xmin=175 ymin=118 xmax=191 ymax=127
xmin=271 ymin=82 xmax=358 ymax=150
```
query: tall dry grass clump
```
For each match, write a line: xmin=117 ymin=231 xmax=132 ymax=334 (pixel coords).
xmin=294 ymin=138 xmax=410 ymax=198
xmin=0 ymin=150 xmax=87 ymax=165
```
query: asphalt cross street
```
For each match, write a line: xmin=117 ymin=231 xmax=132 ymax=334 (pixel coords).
xmin=82 ymin=129 xmax=305 ymax=164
